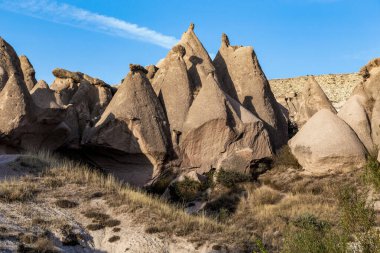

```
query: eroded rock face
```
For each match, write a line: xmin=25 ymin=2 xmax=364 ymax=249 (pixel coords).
xmin=151 ymin=45 xmax=193 ymax=148
xmin=31 ymin=80 xmax=64 ymax=109
xmin=19 ymin=55 xmax=37 ymax=91
xmin=84 ymin=65 xmax=170 ymax=186
xmin=176 ymin=23 xmax=215 ymax=96
xmin=50 ymin=68 xmax=113 ymax=147
xmin=213 ymin=34 xmax=288 ymax=149
xmin=338 ymin=94 xmax=374 ymax=153
xmin=0 ymin=38 xmax=70 ymax=151
xmin=180 ymin=72 xmax=273 ymax=173
xmin=294 ymin=76 xmax=336 ymax=128
xmin=289 ymin=109 xmax=367 ymax=175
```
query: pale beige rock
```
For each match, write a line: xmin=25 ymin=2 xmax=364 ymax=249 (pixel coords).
xmin=295 ymin=76 xmax=337 ymax=127
xmin=338 ymin=94 xmax=374 ymax=153
xmin=19 ymin=55 xmax=37 ymax=91
xmin=213 ymin=33 xmax=288 ymax=148
xmin=151 ymin=45 xmax=193 ymax=147
xmin=50 ymin=68 xmax=113 ymax=146
xmin=176 ymin=23 xmax=215 ymax=95
xmin=84 ymin=66 xmax=170 ymax=185
xmin=180 ymin=72 xmax=273 ymax=173
xmin=0 ymin=38 xmax=70 ymax=151
xmin=31 ymin=80 xmax=64 ymax=109
xmin=289 ymin=109 xmax=367 ymax=175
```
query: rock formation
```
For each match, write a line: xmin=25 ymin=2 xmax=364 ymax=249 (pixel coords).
xmin=213 ymin=33 xmax=288 ymax=149
xmin=0 ymin=37 xmax=70 ymax=151
xmin=338 ymin=94 xmax=374 ymax=153
xmin=50 ymin=68 xmax=113 ymax=147
xmin=289 ymin=109 xmax=367 ymax=175
xmin=151 ymin=45 xmax=193 ymax=149
xmin=292 ymin=76 xmax=336 ymax=128
xmin=84 ymin=65 xmax=170 ymax=186
xmin=180 ymin=71 xmax=273 ymax=173
xmin=19 ymin=55 xmax=37 ymax=91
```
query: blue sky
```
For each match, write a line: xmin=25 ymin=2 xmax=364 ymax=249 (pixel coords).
xmin=0 ymin=0 xmax=379 ymax=85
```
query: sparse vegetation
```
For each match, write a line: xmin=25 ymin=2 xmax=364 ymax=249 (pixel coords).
xmin=171 ymin=177 xmax=202 ymax=202
xmin=216 ymin=169 xmax=251 ymax=188
xmin=0 ymin=180 xmax=38 ymax=202
xmin=272 ymin=145 xmax=301 ymax=169
xmin=86 ymin=223 xmax=105 ymax=231
xmin=108 ymin=235 xmax=120 ymax=243
xmin=364 ymin=154 xmax=380 ymax=189
xmin=55 ymin=199 xmax=78 ymax=209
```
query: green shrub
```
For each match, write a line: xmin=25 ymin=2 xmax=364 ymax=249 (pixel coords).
xmin=171 ymin=177 xmax=202 ymax=202
xmin=272 ymin=145 xmax=301 ymax=169
xmin=216 ymin=169 xmax=251 ymax=188
xmin=364 ymin=155 xmax=380 ymax=189
xmin=282 ymin=186 xmax=380 ymax=253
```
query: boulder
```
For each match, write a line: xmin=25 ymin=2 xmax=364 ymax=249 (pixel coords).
xmin=338 ymin=94 xmax=374 ymax=153
xmin=289 ymin=109 xmax=367 ymax=175
xmin=213 ymin=34 xmax=288 ymax=149
xmin=294 ymin=76 xmax=336 ymax=127
xmin=151 ymin=45 xmax=193 ymax=148
xmin=84 ymin=65 xmax=170 ymax=186
xmin=19 ymin=55 xmax=37 ymax=91
xmin=180 ymin=71 xmax=273 ymax=173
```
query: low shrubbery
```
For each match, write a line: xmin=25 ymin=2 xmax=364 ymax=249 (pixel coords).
xmin=282 ymin=185 xmax=380 ymax=253
xmin=216 ymin=169 xmax=251 ymax=188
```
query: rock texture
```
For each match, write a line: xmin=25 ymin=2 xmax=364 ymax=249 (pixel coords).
xmin=338 ymin=94 xmax=374 ymax=153
xmin=84 ymin=65 xmax=170 ymax=186
xmin=213 ymin=34 xmax=288 ymax=149
xmin=19 ymin=55 xmax=37 ymax=91
xmin=286 ymin=76 xmax=337 ymax=128
xmin=50 ymin=68 xmax=113 ymax=147
xmin=151 ymin=45 xmax=193 ymax=148
xmin=180 ymin=72 xmax=273 ymax=173
xmin=289 ymin=109 xmax=367 ymax=175
xmin=0 ymin=37 xmax=70 ymax=151
xmin=270 ymin=73 xmax=363 ymax=109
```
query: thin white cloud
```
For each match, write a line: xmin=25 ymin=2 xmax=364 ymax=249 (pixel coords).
xmin=0 ymin=0 xmax=178 ymax=49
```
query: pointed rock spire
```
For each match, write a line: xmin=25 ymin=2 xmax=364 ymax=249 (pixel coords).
xmin=296 ymin=76 xmax=336 ymax=127
xmin=180 ymin=73 xmax=273 ymax=172
xmin=213 ymin=34 xmax=288 ymax=149
xmin=19 ymin=55 xmax=37 ymax=91
xmin=151 ymin=44 xmax=193 ymax=147
xmin=85 ymin=69 xmax=170 ymax=185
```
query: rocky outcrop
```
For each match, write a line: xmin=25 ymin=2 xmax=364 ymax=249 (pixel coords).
xmin=31 ymin=80 xmax=64 ymax=109
xmin=180 ymin=72 xmax=273 ymax=173
xmin=338 ymin=94 xmax=374 ymax=153
xmin=0 ymin=38 xmax=70 ymax=151
xmin=151 ymin=45 xmax=193 ymax=149
xmin=84 ymin=65 xmax=170 ymax=186
xmin=176 ymin=23 xmax=215 ymax=96
xmin=19 ymin=55 xmax=37 ymax=91
xmin=293 ymin=76 xmax=336 ymax=128
xmin=213 ymin=34 xmax=288 ymax=149
xmin=289 ymin=109 xmax=367 ymax=175
xmin=50 ymin=68 xmax=113 ymax=147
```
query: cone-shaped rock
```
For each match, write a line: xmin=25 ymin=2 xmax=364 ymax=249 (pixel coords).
xmin=338 ymin=94 xmax=374 ymax=153
xmin=84 ymin=65 xmax=170 ymax=186
xmin=0 ymin=37 xmax=23 ymax=91
xmin=19 ymin=55 xmax=37 ymax=91
xmin=213 ymin=33 xmax=288 ymax=149
xmin=180 ymin=72 xmax=273 ymax=173
xmin=289 ymin=109 xmax=366 ymax=175
xmin=151 ymin=45 xmax=193 ymax=147
xmin=176 ymin=23 xmax=215 ymax=95
xmin=295 ymin=76 xmax=336 ymax=127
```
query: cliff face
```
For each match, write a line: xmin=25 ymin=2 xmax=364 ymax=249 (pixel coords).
xmin=269 ymin=73 xmax=363 ymax=108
